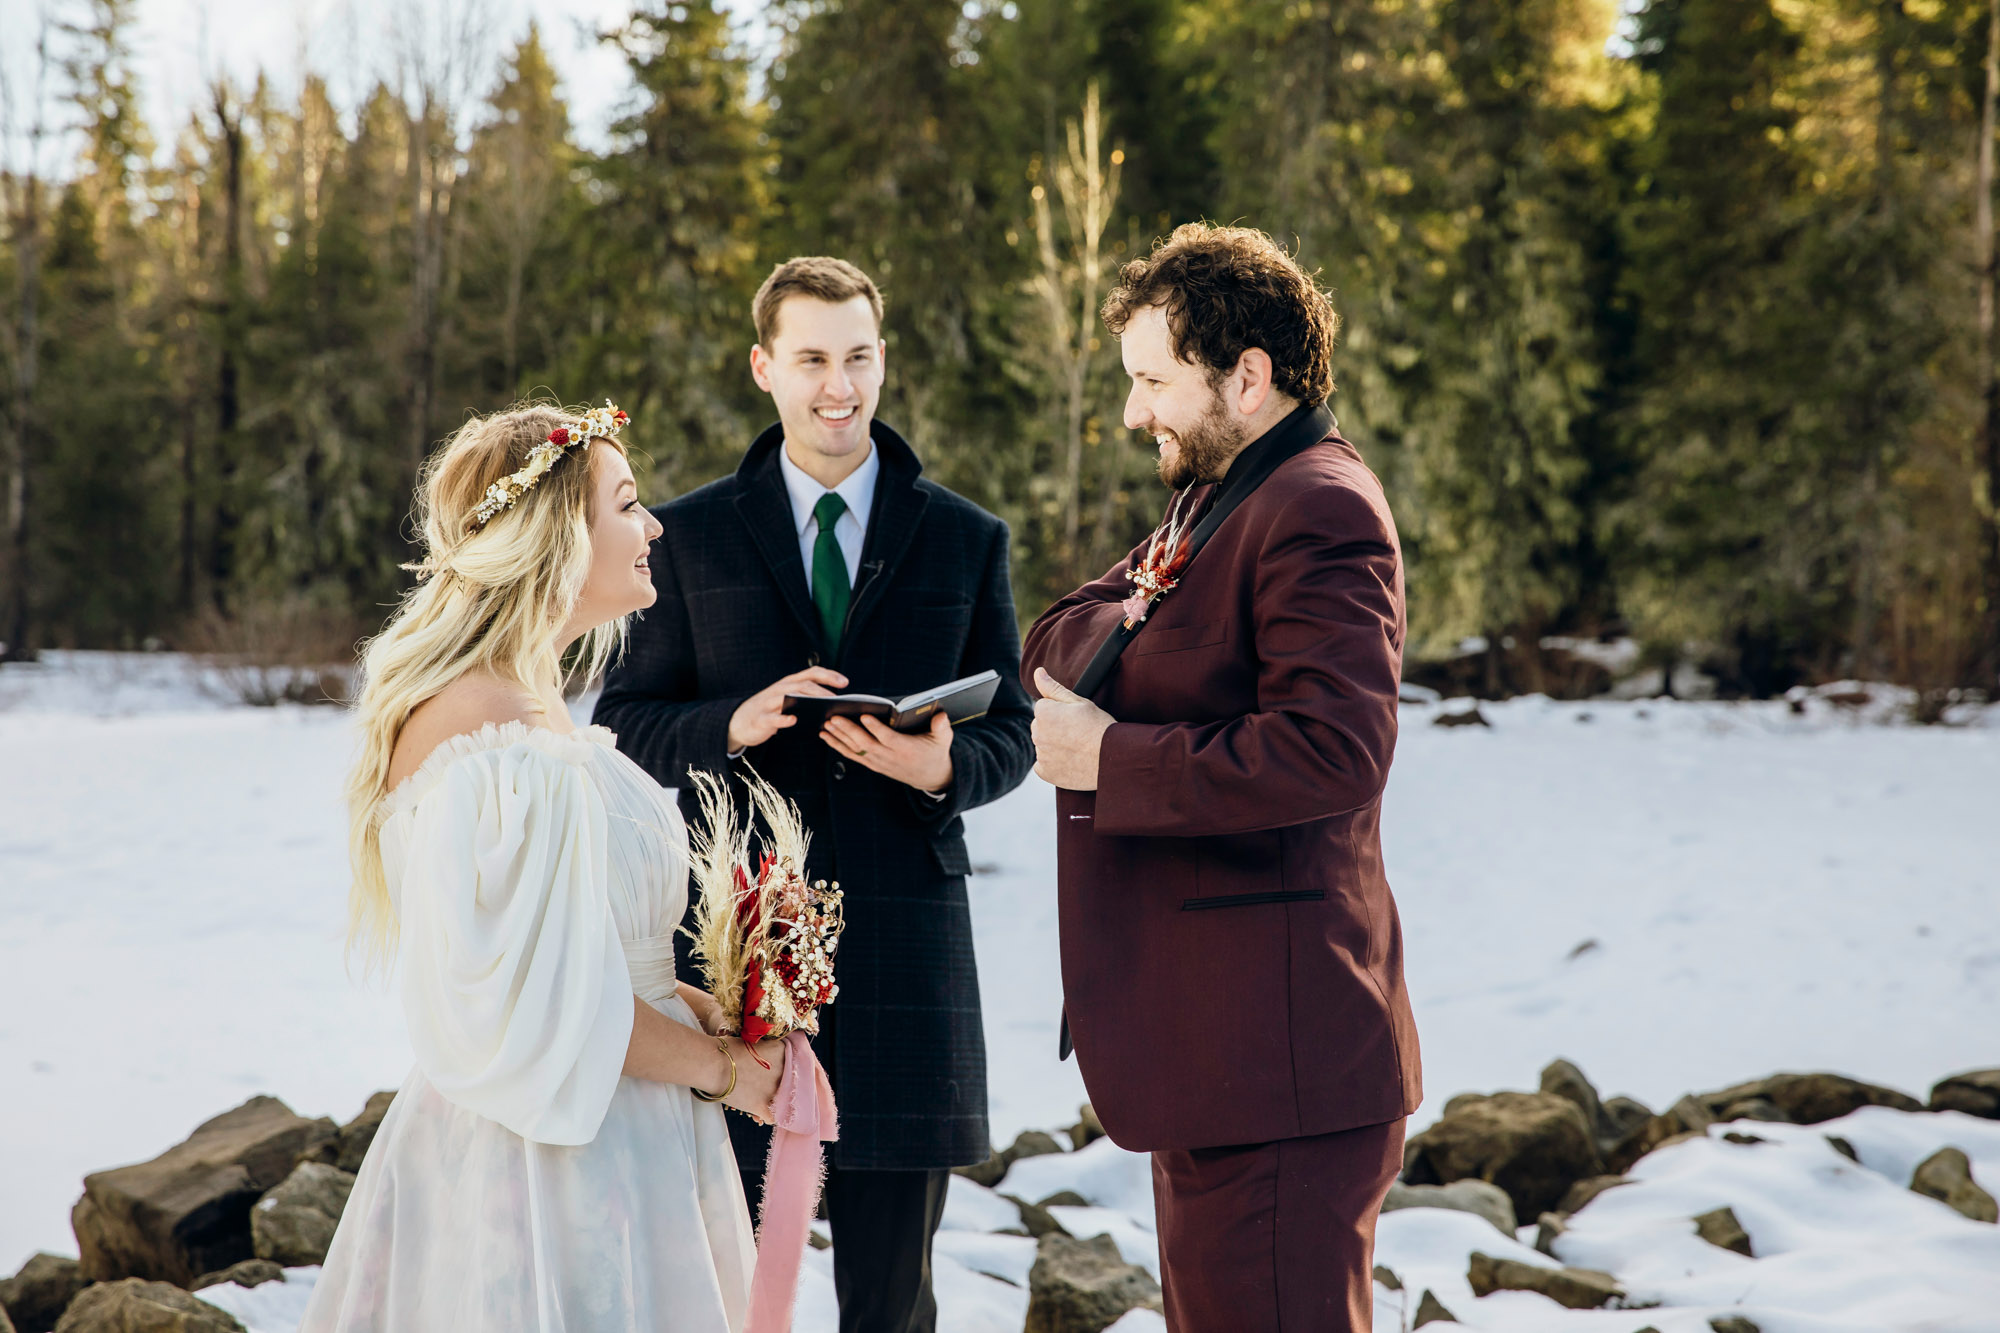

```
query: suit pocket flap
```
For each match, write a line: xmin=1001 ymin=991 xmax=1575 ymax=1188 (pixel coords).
xmin=930 ymin=835 xmax=973 ymax=877
xmin=1129 ymin=618 xmax=1228 ymax=655
xmin=1181 ymin=889 xmax=1325 ymax=911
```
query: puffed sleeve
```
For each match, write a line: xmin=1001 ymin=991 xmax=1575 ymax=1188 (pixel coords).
xmin=394 ymin=743 xmax=635 ymax=1145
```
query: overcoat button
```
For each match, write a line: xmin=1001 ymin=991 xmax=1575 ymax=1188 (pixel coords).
xmin=832 ymin=760 xmax=847 ymax=780
xmin=807 ymin=653 xmax=821 ymax=667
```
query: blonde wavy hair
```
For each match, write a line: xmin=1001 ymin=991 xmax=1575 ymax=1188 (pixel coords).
xmin=343 ymin=402 xmax=633 ymax=967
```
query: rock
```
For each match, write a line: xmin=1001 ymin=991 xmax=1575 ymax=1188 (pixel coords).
xmin=1067 ymin=1104 xmax=1106 ymax=1152
xmin=1 ymin=1299 xmax=12 ymax=1333
xmin=1037 ymin=1190 xmax=1090 ymax=1210
xmin=955 ymin=1128 xmax=1069 ymax=1190
xmin=71 ymin=1097 xmax=337 ymax=1286
xmin=1003 ymin=1196 xmax=1070 ymax=1240
xmin=188 ymin=1261 xmax=282 ymax=1293
xmin=250 ymin=1163 xmax=354 ymax=1267
xmin=808 ymin=1230 xmax=831 ymax=1252
xmin=1382 ymin=1180 xmax=1517 ymax=1235
xmin=1533 ymin=1212 xmax=1565 ymax=1256
xmin=333 ymin=1092 xmax=395 ymax=1173
xmin=1697 ymin=1073 xmax=1921 ymax=1125
xmin=1441 ymin=1092 xmax=1490 ymax=1118
xmin=1910 ymin=1148 xmax=1999 ymax=1223
xmin=1558 ymin=1175 xmax=1629 ymax=1215
xmin=1539 ymin=1059 xmax=1607 ymax=1138
xmin=1717 ymin=1097 xmax=1789 ymax=1123
xmin=1605 ymin=1094 xmax=1716 ymax=1173
xmin=1710 ymin=1319 xmax=1761 ymax=1333
xmin=1432 ymin=706 xmax=1490 ymax=728
xmin=1671 ymin=1094 xmax=1717 ymax=1134
xmin=1693 ymin=1206 xmax=1753 ymax=1256
xmin=51 ymin=1280 xmax=244 ymax=1333
xmin=1372 ymin=1264 xmax=1402 ymax=1291
xmin=1412 ymin=1290 xmax=1457 ymax=1326
xmin=1466 ymin=1252 xmax=1621 ymax=1309
xmin=1722 ymin=1132 xmax=1770 ymax=1146
xmin=1600 ymin=1096 xmax=1653 ymax=1142
xmin=1930 ymin=1069 xmax=2000 ymax=1119
xmin=1826 ymin=1136 xmax=1860 ymax=1162
xmin=1403 ymin=1091 xmax=1604 ymax=1220
xmin=1 ymin=1253 xmax=88 ymax=1333
xmin=1023 ymin=1233 xmax=1162 ymax=1333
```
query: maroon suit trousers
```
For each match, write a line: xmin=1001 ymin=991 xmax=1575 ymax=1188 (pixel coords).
xmin=1151 ymin=1117 xmax=1405 ymax=1332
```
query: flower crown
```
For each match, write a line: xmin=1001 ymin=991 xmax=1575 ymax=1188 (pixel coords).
xmin=470 ymin=400 xmax=630 ymax=530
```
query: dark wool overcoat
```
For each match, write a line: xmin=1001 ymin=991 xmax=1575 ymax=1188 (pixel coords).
xmin=595 ymin=420 xmax=1035 ymax=1171
xmin=1021 ymin=411 xmax=1424 ymax=1153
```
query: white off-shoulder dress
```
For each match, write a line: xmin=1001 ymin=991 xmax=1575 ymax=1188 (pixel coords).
xmin=300 ymin=722 xmax=755 ymax=1332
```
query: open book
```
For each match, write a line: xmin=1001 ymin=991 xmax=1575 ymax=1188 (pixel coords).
xmin=782 ymin=669 xmax=1001 ymax=735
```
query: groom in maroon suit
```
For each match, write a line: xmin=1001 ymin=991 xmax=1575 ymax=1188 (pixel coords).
xmin=1022 ymin=223 xmax=1422 ymax=1330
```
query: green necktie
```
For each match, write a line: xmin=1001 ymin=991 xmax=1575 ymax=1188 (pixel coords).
xmin=811 ymin=491 xmax=851 ymax=656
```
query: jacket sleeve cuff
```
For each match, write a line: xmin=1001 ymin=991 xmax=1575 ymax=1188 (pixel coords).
xmin=1091 ymin=722 xmax=1186 ymax=836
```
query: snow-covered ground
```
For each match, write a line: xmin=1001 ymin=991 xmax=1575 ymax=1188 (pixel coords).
xmin=5 ymin=653 xmax=2000 ymax=1330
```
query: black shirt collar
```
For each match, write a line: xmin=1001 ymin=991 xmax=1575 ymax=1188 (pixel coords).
xmin=1212 ymin=401 xmax=1335 ymax=504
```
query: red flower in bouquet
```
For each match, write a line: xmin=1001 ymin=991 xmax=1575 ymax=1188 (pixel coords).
xmin=1121 ymin=488 xmax=1198 ymax=628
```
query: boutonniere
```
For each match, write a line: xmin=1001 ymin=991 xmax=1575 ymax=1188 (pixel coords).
xmin=1120 ymin=489 xmax=1198 ymax=629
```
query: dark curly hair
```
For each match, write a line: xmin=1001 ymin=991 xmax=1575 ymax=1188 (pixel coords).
xmin=1101 ymin=223 xmax=1338 ymax=407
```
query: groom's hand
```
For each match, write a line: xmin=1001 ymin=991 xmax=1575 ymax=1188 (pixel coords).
xmin=1030 ymin=667 xmax=1113 ymax=791
xmin=821 ymin=711 xmax=955 ymax=793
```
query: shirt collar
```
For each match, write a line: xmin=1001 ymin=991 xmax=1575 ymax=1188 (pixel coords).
xmin=778 ymin=440 xmax=880 ymax=536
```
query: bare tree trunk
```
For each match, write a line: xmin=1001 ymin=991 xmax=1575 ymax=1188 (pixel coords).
xmin=208 ymin=83 xmax=245 ymax=613
xmin=1980 ymin=0 xmax=2000 ymax=684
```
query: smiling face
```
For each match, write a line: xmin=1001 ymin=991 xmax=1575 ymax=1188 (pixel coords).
xmin=1118 ymin=304 xmax=1250 ymax=489
xmin=749 ymin=294 xmax=885 ymax=484
xmin=572 ymin=440 xmax=663 ymax=632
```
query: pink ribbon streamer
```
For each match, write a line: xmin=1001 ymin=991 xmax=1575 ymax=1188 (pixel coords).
xmin=743 ymin=1030 xmax=839 ymax=1333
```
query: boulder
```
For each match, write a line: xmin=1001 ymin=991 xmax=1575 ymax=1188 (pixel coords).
xmin=1381 ymin=1180 xmax=1517 ymax=1235
xmin=1605 ymin=1096 xmax=1715 ymax=1173
xmin=1403 ymin=1092 xmax=1604 ymax=1220
xmin=1372 ymin=1264 xmax=1402 ymax=1291
xmin=1067 ymin=1105 xmax=1106 ymax=1153
xmin=1001 ymin=1195 xmax=1069 ymax=1240
xmin=1696 ymin=1073 xmax=1921 ymax=1125
xmin=51 ymin=1280 xmax=243 ymax=1333
xmin=333 ymin=1092 xmax=395 ymax=1173
xmin=956 ymin=1130 xmax=1067 ymax=1190
xmin=1538 ymin=1060 xmax=1606 ymax=1137
xmin=1023 ymin=1233 xmax=1162 ymax=1333
xmin=1466 ymin=1252 xmax=1621 ymax=1309
xmin=1709 ymin=1319 xmax=1761 ymax=1333
xmin=1412 ymin=1290 xmax=1458 ymax=1326
xmin=188 ymin=1262 xmax=282 ymax=1293
xmin=1693 ymin=1206 xmax=1753 ymax=1256
xmin=251 ymin=1164 xmax=355 ymax=1266
xmin=1558 ymin=1175 xmax=1630 ymax=1215
xmin=1533 ymin=1212 xmax=1565 ymax=1256
xmin=1930 ymin=1070 xmax=2000 ymax=1119
xmin=71 ymin=1097 xmax=337 ymax=1286
xmin=1 ymin=1253 xmax=88 ymax=1332
xmin=1910 ymin=1148 xmax=1998 ymax=1223
xmin=1600 ymin=1097 xmax=1654 ymax=1144
xmin=2 ymin=1299 xmax=12 ymax=1333
xmin=1037 ymin=1190 xmax=1090 ymax=1210
xmin=1717 ymin=1098 xmax=1788 ymax=1124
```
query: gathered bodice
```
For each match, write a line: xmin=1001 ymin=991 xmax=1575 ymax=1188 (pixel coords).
xmin=378 ymin=721 xmax=689 ymax=1006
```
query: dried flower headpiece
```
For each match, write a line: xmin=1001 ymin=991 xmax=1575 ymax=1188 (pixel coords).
xmin=470 ymin=400 xmax=631 ymax=530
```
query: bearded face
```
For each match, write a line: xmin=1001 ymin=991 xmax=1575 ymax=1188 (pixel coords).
xmin=1154 ymin=375 xmax=1250 ymax=489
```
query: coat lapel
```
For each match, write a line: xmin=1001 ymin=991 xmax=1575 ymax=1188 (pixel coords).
xmin=731 ymin=436 xmax=826 ymax=652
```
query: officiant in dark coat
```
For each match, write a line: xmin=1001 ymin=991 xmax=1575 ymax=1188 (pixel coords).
xmin=1022 ymin=225 xmax=1423 ymax=1332
xmin=595 ymin=257 xmax=1034 ymax=1333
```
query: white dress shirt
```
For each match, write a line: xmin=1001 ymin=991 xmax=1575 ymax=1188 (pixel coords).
xmin=778 ymin=441 xmax=879 ymax=594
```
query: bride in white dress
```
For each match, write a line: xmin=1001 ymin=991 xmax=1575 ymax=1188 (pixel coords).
xmin=301 ymin=402 xmax=784 ymax=1332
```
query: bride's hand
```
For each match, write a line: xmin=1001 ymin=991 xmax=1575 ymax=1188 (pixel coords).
xmin=677 ymin=983 xmax=727 ymax=1036
xmin=724 ymin=1037 xmax=790 ymax=1123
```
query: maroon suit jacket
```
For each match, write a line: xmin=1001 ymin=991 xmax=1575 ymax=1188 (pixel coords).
xmin=1021 ymin=419 xmax=1422 ymax=1152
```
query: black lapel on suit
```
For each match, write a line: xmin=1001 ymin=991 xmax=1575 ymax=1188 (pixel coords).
xmin=731 ymin=428 xmax=826 ymax=652
xmin=843 ymin=423 xmax=931 ymax=648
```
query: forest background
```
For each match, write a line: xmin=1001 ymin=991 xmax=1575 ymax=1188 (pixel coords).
xmin=4 ymin=0 xmax=1999 ymax=702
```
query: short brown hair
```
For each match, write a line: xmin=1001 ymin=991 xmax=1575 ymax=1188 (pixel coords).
xmin=1101 ymin=223 xmax=1338 ymax=407
xmin=752 ymin=256 xmax=884 ymax=347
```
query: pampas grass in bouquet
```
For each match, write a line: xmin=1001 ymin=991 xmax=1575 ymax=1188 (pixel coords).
xmin=687 ymin=768 xmax=845 ymax=1046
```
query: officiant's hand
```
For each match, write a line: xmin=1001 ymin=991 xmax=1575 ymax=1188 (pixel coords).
xmin=728 ymin=667 xmax=848 ymax=751
xmin=821 ymin=711 xmax=955 ymax=794
xmin=1031 ymin=668 xmax=1113 ymax=791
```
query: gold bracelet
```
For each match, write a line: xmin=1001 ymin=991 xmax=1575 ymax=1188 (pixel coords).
xmin=691 ymin=1037 xmax=736 ymax=1103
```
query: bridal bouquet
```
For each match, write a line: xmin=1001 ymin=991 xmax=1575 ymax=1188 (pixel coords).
xmin=686 ymin=769 xmax=845 ymax=1046
xmin=685 ymin=768 xmax=842 ymax=1333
